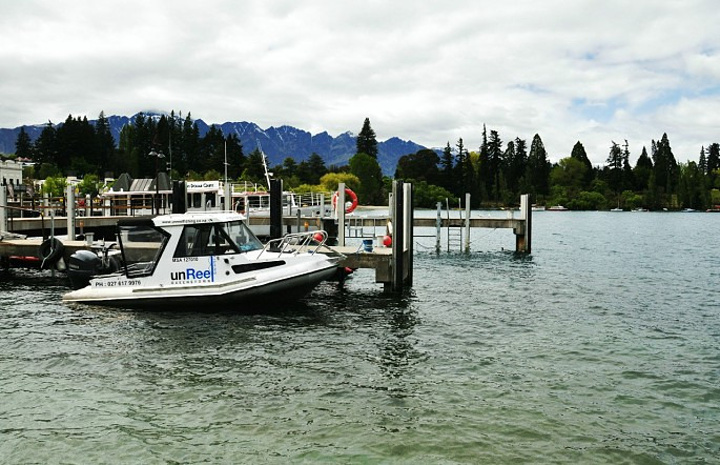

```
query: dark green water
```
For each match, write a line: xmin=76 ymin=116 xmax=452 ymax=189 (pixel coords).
xmin=2 ymin=212 xmax=719 ymax=464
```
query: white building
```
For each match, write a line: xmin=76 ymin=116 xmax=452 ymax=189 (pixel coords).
xmin=0 ymin=158 xmax=24 ymax=196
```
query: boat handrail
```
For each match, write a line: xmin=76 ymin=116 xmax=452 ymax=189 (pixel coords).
xmin=257 ymin=230 xmax=343 ymax=260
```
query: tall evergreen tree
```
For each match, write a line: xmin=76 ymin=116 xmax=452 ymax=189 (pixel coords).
xmin=633 ymin=146 xmax=653 ymax=191
xmin=570 ymin=141 xmax=593 ymax=188
xmin=439 ymin=142 xmax=455 ymax=193
xmin=95 ymin=111 xmax=115 ymax=177
xmin=606 ymin=141 xmax=624 ymax=196
xmin=487 ymin=130 xmax=503 ymax=201
xmin=14 ymin=127 xmax=33 ymax=159
xmin=180 ymin=114 xmax=200 ymax=177
xmin=510 ymin=137 xmax=528 ymax=196
xmin=526 ymin=134 xmax=550 ymax=198
xmin=621 ymin=140 xmax=634 ymax=191
xmin=477 ymin=124 xmax=490 ymax=201
xmin=706 ymin=143 xmax=720 ymax=188
xmin=356 ymin=118 xmax=378 ymax=159
xmin=33 ymin=122 xmax=58 ymax=168
xmin=652 ymin=133 xmax=678 ymax=201
xmin=454 ymin=138 xmax=477 ymax=201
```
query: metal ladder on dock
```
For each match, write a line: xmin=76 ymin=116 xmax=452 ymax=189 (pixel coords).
xmin=446 ymin=198 xmax=464 ymax=252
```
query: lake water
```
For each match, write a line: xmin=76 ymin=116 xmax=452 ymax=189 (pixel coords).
xmin=1 ymin=211 xmax=719 ymax=464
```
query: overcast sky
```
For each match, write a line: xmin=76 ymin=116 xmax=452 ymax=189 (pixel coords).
xmin=2 ymin=0 xmax=719 ymax=166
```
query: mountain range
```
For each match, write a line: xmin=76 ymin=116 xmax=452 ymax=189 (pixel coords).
xmin=0 ymin=113 xmax=428 ymax=176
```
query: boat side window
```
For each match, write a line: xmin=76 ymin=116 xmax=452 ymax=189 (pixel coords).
xmin=174 ymin=224 xmax=244 ymax=257
xmin=118 ymin=223 xmax=169 ymax=278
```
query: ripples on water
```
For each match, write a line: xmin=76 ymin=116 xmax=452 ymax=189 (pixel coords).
xmin=1 ymin=212 xmax=719 ymax=463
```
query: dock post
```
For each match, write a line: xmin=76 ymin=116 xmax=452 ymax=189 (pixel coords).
xmin=435 ymin=202 xmax=442 ymax=254
xmin=336 ymin=183 xmax=346 ymax=247
xmin=391 ymin=181 xmax=404 ymax=292
xmin=66 ymin=185 xmax=76 ymax=240
xmin=516 ymin=194 xmax=532 ymax=253
xmin=464 ymin=193 xmax=471 ymax=253
xmin=404 ymin=182 xmax=414 ymax=287
xmin=269 ymin=179 xmax=283 ymax=240
xmin=0 ymin=186 xmax=6 ymax=233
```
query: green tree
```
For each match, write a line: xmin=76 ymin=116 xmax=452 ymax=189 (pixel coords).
xmin=356 ymin=118 xmax=378 ymax=159
xmin=439 ymin=142 xmax=455 ymax=193
xmin=570 ymin=141 xmax=593 ymax=188
xmin=77 ymin=174 xmax=102 ymax=197
xmin=41 ymin=174 xmax=67 ymax=197
xmin=606 ymin=141 xmax=624 ymax=197
xmin=526 ymin=134 xmax=551 ymax=199
xmin=487 ymin=130 xmax=503 ymax=201
xmin=412 ymin=181 xmax=455 ymax=208
xmin=95 ymin=111 xmax=115 ymax=176
xmin=550 ymin=157 xmax=588 ymax=200
xmin=633 ymin=146 xmax=653 ymax=191
xmin=33 ymin=122 xmax=58 ymax=168
xmin=15 ymin=127 xmax=33 ymax=159
xmin=319 ymin=172 xmax=360 ymax=192
xmin=678 ymin=161 xmax=707 ymax=210
xmin=243 ymin=149 xmax=269 ymax=184
xmin=349 ymin=152 xmax=384 ymax=205
xmin=652 ymin=133 xmax=679 ymax=205
xmin=395 ymin=149 xmax=440 ymax=184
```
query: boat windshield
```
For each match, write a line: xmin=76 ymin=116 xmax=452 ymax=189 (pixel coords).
xmin=173 ymin=220 xmax=263 ymax=258
xmin=117 ymin=222 xmax=169 ymax=278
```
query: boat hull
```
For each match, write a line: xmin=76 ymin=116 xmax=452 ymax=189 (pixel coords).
xmin=62 ymin=263 xmax=339 ymax=309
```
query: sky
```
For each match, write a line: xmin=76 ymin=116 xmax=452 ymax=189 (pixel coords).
xmin=2 ymin=0 xmax=720 ymax=166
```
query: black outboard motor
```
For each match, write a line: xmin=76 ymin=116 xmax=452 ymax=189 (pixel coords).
xmin=67 ymin=250 xmax=103 ymax=289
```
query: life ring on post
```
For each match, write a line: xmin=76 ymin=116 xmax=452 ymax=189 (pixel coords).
xmin=332 ymin=188 xmax=359 ymax=214
xmin=38 ymin=237 xmax=65 ymax=270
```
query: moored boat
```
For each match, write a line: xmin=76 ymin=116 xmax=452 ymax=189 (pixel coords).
xmin=62 ymin=211 xmax=344 ymax=308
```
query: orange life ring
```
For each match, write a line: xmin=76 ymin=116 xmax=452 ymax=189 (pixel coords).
xmin=332 ymin=188 xmax=359 ymax=213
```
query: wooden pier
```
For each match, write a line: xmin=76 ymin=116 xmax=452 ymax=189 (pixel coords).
xmin=1 ymin=182 xmax=531 ymax=292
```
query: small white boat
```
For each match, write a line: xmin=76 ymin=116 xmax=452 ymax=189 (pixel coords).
xmin=547 ymin=205 xmax=568 ymax=211
xmin=62 ymin=211 xmax=344 ymax=308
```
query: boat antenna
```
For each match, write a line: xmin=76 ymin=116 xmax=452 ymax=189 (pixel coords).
xmin=258 ymin=143 xmax=272 ymax=189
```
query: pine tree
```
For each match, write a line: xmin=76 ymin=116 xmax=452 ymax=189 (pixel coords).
xmin=633 ymin=146 xmax=653 ymax=191
xmin=440 ymin=142 xmax=455 ymax=194
xmin=14 ymin=127 xmax=33 ymax=159
xmin=95 ymin=111 xmax=115 ymax=177
xmin=33 ymin=122 xmax=58 ymax=169
xmin=487 ymin=130 xmax=503 ymax=201
xmin=606 ymin=141 xmax=624 ymax=196
xmin=356 ymin=118 xmax=378 ymax=159
xmin=477 ymin=125 xmax=490 ymax=201
xmin=706 ymin=143 xmax=720 ymax=188
xmin=652 ymin=133 xmax=678 ymax=201
xmin=570 ymin=141 xmax=593 ymax=188
xmin=510 ymin=137 xmax=528 ymax=196
xmin=526 ymin=134 xmax=550 ymax=198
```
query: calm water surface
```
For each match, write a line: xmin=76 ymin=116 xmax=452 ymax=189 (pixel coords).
xmin=1 ymin=212 xmax=719 ymax=464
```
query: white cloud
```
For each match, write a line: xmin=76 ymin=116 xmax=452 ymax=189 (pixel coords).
xmin=2 ymin=0 xmax=720 ymax=166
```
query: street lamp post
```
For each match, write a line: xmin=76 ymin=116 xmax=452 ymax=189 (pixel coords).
xmin=149 ymin=149 xmax=165 ymax=215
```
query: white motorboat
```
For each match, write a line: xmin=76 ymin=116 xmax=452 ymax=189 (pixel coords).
xmin=62 ymin=211 xmax=344 ymax=308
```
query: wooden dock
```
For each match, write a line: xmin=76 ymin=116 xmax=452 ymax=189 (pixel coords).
xmin=2 ymin=182 xmax=530 ymax=292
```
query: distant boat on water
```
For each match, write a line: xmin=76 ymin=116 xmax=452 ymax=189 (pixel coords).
xmin=547 ymin=205 xmax=568 ymax=211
